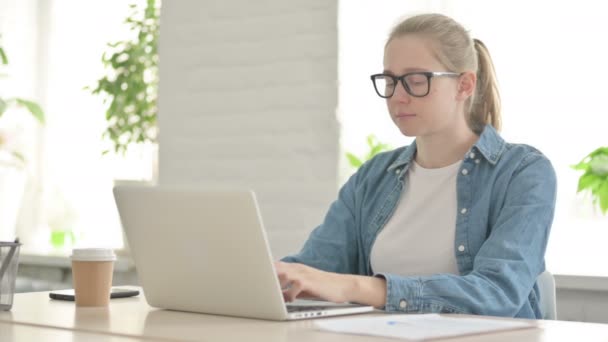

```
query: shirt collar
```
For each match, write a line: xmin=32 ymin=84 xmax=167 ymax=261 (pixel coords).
xmin=387 ymin=141 xmax=416 ymax=172
xmin=387 ymin=124 xmax=506 ymax=172
xmin=472 ymin=124 xmax=506 ymax=165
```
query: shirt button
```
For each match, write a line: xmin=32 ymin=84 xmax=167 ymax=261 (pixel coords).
xmin=458 ymin=245 xmax=466 ymax=252
xmin=395 ymin=169 xmax=401 ymax=175
xmin=475 ymin=159 xmax=480 ymax=164
xmin=399 ymin=299 xmax=408 ymax=309
xmin=461 ymin=169 xmax=468 ymax=175
xmin=460 ymin=208 xmax=467 ymax=214
xmin=469 ymin=152 xmax=476 ymax=159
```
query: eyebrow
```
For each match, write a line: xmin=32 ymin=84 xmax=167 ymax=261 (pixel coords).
xmin=382 ymin=68 xmax=429 ymax=75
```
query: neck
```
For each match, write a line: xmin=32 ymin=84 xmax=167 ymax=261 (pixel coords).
xmin=415 ymin=125 xmax=479 ymax=169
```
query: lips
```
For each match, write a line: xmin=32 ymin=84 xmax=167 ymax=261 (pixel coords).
xmin=396 ymin=112 xmax=416 ymax=118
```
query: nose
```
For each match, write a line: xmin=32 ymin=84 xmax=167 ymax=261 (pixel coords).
xmin=391 ymin=80 xmax=411 ymax=103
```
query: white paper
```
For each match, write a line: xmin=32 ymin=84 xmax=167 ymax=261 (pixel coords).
xmin=314 ymin=314 xmax=534 ymax=341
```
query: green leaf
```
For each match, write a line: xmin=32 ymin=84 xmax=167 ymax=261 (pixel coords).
xmin=11 ymin=151 xmax=25 ymax=163
xmin=346 ymin=134 xmax=393 ymax=170
xmin=574 ymin=148 xmax=608 ymax=215
xmin=577 ymin=173 xmax=602 ymax=193
xmin=595 ymin=182 xmax=608 ymax=214
xmin=590 ymin=155 xmax=608 ymax=176
xmin=589 ymin=147 xmax=608 ymax=158
xmin=366 ymin=135 xmax=375 ymax=147
xmin=599 ymin=181 xmax=608 ymax=214
xmin=0 ymin=47 xmax=8 ymax=65
xmin=346 ymin=153 xmax=363 ymax=168
xmin=571 ymin=159 xmax=590 ymax=171
xmin=14 ymin=98 xmax=45 ymax=124
xmin=368 ymin=144 xmax=386 ymax=158
xmin=0 ymin=98 xmax=6 ymax=117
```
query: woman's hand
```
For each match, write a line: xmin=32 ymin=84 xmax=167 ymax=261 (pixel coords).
xmin=275 ymin=261 xmax=352 ymax=303
xmin=274 ymin=261 xmax=387 ymax=308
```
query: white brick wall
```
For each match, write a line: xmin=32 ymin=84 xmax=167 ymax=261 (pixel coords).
xmin=158 ymin=0 xmax=339 ymax=258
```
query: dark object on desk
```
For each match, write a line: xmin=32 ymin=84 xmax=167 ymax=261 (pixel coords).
xmin=0 ymin=238 xmax=22 ymax=311
xmin=49 ymin=287 xmax=140 ymax=301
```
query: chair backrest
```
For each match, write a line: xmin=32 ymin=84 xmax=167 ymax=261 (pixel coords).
xmin=537 ymin=270 xmax=557 ymax=320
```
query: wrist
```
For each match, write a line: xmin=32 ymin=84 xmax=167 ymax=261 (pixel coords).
xmin=343 ymin=274 xmax=386 ymax=308
xmin=343 ymin=274 xmax=360 ymax=303
xmin=328 ymin=272 xmax=358 ymax=303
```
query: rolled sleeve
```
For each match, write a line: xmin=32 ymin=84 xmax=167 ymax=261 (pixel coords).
xmin=376 ymin=273 xmax=467 ymax=314
xmin=376 ymin=273 xmax=421 ymax=312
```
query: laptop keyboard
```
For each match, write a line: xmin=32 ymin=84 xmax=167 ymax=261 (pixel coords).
xmin=286 ymin=303 xmax=363 ymax=313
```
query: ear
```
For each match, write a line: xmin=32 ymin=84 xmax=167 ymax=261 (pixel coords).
xmin=456 ymin=71 xmax=476 ymax=101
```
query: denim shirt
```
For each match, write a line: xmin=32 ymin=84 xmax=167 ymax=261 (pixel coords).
xmin=282 ymin=125 xmax=557 ymax=318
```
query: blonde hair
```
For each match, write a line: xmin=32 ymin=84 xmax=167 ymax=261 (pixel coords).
xmin=386 ymin=13 xmax=501 ymax=133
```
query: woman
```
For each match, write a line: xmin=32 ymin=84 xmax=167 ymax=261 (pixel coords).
xmin=277 ymin=13 xmax=556 ymax=319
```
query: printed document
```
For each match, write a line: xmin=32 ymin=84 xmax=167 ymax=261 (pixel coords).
xmin=314 ymin=314 xmax=534 ymax=341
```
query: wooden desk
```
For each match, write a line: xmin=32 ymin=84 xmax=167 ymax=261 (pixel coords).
xmin=2 ymin=288 xmax=608 ymax=341
xmin=0 ymin=321 xmax=142 ymax=341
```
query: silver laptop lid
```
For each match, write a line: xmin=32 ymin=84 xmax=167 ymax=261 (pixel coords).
xmin=114 ymin=186 xmax=290 ymax=320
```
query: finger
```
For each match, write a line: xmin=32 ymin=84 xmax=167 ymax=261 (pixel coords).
xmin=275 ymin=262 xmax=293 ymax=287
xmin=277 ymin=272 xmax=291 ymax=289
xmin=274 ymin=261 xmax=287 ymax=270
xmin=282 ymin=279 xmax=304 ymax=302
xmin=295 ymin=290 xmax=317 ymax=300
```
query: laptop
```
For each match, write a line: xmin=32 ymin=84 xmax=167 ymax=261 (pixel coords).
xmin=113 ymin=186 xmax=374 ymax=320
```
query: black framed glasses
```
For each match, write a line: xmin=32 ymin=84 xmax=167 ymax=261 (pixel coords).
xmin=370 ymin=71 xmax=461 ymax=98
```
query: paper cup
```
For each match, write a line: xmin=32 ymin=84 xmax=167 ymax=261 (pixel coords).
xmin=70 ymin=248 xmax=116 ymax=307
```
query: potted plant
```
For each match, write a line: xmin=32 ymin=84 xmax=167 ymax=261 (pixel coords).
xmin=346 ymin=134 xmax=392 ymax=169
xmin=573 ymin=147 xmax=608 ymax=215
xmin=86 ymin=1 xmax=160 ymax=253
xmin=0 ymin=42 xmax=45 ymax=241
xmin=0 ymin=45 xmax=45 ymax=163
xmin=88 ymin=0 xmax=160 ymax=177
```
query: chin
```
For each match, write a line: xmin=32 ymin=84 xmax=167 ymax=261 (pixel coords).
xmin=397 ymin=125 xmax=419 ymax=138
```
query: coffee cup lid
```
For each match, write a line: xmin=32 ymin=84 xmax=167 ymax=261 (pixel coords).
xmin=70 ymin=248 xmax=117 ymax=262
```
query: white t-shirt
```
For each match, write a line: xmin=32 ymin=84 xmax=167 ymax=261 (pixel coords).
xmin=370 ymin=160 xmax=461 ymax=276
